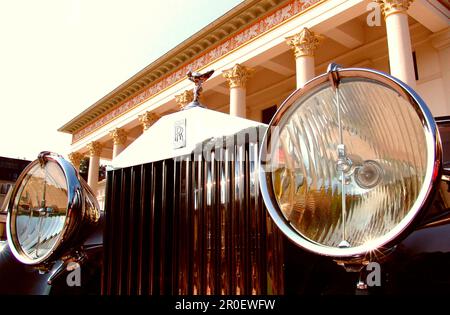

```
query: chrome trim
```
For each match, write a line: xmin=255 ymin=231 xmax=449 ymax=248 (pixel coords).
xmin=259 ymin=66 xmax=442 ymax=259
xmin=6 ymin=151 xmax=100 ymax=265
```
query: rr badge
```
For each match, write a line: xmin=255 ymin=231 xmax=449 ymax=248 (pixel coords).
xmin=174 ymin=119 xmax=186 ymax=149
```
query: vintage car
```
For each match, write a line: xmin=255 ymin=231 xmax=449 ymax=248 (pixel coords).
xmin=1 ymin=64 xmax=449 ymax=295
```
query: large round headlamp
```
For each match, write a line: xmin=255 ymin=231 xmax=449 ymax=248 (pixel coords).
xmin=6 ymin=152 xmax=100 ymax=265
xmin=259 ymin=65 xmax=441 ymax=259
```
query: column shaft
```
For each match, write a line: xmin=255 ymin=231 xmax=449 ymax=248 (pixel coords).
xmin=86 ymin=141 xmax=102 ymax=194
xmin=295 ymin=55 xmax=315 ymax=88
xmin=88 ymin=155 xmax=100 ymax=192
xmin=230 ymin=87 xmax=246 ymax=118
xmin=222 ymin=64 xmax=254 ymax=119
xmin=386 ymin=12 xmax=416 ymax=87
xmin=286 ymin=27 xmax=320 ymax=89
xmin=112 ymin=143 xmax=125 ymax=158
xmin=110 ymin=128 xmax=127 ymax=159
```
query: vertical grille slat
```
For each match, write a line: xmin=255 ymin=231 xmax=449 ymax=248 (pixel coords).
xmin=230 ymin=141 xmax=238 ymax=295
xmin=159 ymin=159 xmax=174 ymax=294
xmin=116 ymin=169 xmax=129 ymax=295
xmin=148 ymin=163 xmax=157 ymax=294
xmin=136 ymin=164 xmax=147 ymax=295
xmin=204 ymin=151 xmax=215 ymax=294
xmin=214 ymin=154 xmax=222 ymax=295
xmin=251 ymin=140 xmax=266 ymax=294
xmin=243 ymin=139 xmax=251 ymax=294
xmin=179 ymin=158 xmax=188 ymax=294
xmin=171 ymin=160 xmax=181 ymax=294
xmin=192 ymin=153 xmax=205 ymax=294
xmin=151 ymin=161 xmax=164 ymax=294
xmin=126 ymin=166 xmax=140 ymax=294
xmin=103 ymin=126 xmax=285 ymax=295
xmin=222 ymin=146 xmax=232 ymax=294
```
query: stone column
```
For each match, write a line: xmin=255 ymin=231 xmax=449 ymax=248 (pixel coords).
xmin=109 ymin=128 xmax=127 ymax=158
xmin=286 ymin=27 xmax=321 ymax=89
xmin=68 ymin=152 xmax=84 ymax=171
xmin=222 ymin=64 xmax=254 ymax=118
xmin=86 ymin=141 xmax=102 ymax=193
xmin=138 ymin=111 xmax=161 ymax=132
xmin=175 ymin=90 xmax=194 ymax=110
xmin=377 ymin=0 xmax=416 ymax=87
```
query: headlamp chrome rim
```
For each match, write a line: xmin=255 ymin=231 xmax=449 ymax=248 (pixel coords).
xmin=258 ymin=67 xmax=441 ymax=258
xmin=6 ymin=152 xmax=99 ymax=265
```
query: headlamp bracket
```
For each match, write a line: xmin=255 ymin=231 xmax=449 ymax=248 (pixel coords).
xmin=327 ymin=63 xmax=342 ymax=90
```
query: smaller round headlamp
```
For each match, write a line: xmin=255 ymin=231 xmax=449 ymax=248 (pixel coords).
xmin=6 ymin=152 xmax=100 ymax=265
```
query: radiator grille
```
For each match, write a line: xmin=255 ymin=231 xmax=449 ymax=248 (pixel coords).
xmin=102 ymin=127 xmax=284 ymax=295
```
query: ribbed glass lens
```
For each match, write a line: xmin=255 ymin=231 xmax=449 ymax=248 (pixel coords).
xmin=12 ymin=161 xmax=68 ymax=260
xmin=269 ymin=78 xmax=427 ymax=249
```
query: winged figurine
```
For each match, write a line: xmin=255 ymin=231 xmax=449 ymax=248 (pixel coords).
xmin=187 ymin=69 xmax=214 ymax=103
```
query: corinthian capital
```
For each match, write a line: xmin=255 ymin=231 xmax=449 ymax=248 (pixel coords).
xmin=376 ymin=0 xmax=414 ymax=17
xmin=139 ymin=111 xmax=160 ymax=131
xmin=68 ymin=152 xmax=84 ymax=169
xmin=175 ymin=90 xmax=194 ymax=110
xmin=109 ymin=128 xmax=127 ymax=145
xmin=222 ymin=64 xmax=255 ymax=89
xmin=87 ymin=141 xmax=102 ymax=157
xmin=286 ymin=27 xmax=321 ymax=58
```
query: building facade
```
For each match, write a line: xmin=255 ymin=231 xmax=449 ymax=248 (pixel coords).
xmin=0 ymin=156 xmax=30 ymax=208
xmin=58 ymin=0 xmax=450 ymax=206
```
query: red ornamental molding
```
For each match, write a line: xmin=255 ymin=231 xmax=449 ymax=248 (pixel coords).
xmin=73 ymin=0 xmax=321 ymax=143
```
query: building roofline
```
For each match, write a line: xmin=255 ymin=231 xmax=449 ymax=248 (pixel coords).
xmin=58 ymin=0 xmax=289 ymax=134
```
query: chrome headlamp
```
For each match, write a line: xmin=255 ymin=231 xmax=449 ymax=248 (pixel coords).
xmin=259 ymin=65 xmax=441 ymax=259
xmin=6 ymin=152 xmax=100 ymax=265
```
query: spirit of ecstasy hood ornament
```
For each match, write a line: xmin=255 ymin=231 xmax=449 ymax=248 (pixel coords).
xmin=184 ymin=69 xmax=214 ymax=110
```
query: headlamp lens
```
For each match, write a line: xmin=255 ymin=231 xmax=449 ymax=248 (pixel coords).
xmin=12 ymin=161 xmax=68 ymax=260
xmin=269 ymin=78 xmax=428 ymax=249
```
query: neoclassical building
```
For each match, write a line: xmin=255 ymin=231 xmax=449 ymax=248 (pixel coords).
xmin=59 ymin=0 xmax=450 ymax=208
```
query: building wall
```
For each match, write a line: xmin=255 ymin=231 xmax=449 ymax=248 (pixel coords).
xmin=0 ymin=180 xmax=13 ymax=209
xmin=415 ymin=38 xmax=450 ymax=117
xmin=0 ymin=157 xmax=30 ymax=208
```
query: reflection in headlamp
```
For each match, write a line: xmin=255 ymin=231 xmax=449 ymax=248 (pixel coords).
xmin=12 ymin=161 xmax=68 ymax=261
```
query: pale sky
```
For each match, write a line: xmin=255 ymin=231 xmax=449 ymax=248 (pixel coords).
xmin=0 ymin=0 xmax=243 ymax=161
